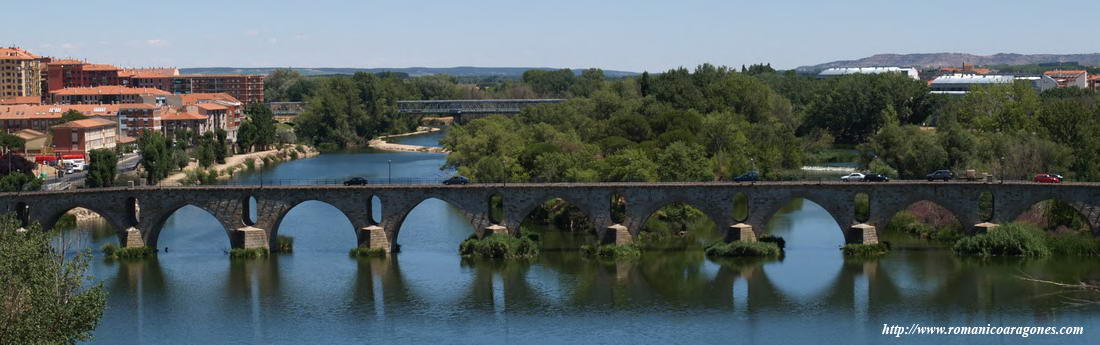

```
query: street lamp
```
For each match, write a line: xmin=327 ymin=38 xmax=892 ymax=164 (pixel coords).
xmin=1000 ymin=156 xmax=1005 ymax=184
xmin=387 ymin=159 xmax=392 ymax=184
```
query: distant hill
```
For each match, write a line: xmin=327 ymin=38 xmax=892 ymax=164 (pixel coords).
xmin=796 ymin=53 xmax=1100 ymax=72
xmin=179 ymin=66 xmax=639 ymax=78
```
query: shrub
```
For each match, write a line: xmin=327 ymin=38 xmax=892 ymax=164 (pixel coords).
xmin=580 ymin=243 xmax=641 ymax=258
xmin=758 ymin=235 xmax=786 ymax=249
xmin=841 ymin=243 xmax=890 ymax=257
xmin=704 ymin=241 xmax=782 ymax=257
xmin=458 ymin=234 xmax=539 ymax=259
xmin=101 ymin=243 xmax=156 ymax=259
xmin=1044 ymin=233 xmax=1100 ymax=256
xmin=274 ymin=235 xmax=294 ymax=253
xmin=952 ymin=223 xmax=1051 ymax=256
xmin=229 ymin=248 xmax=269 ymax=259
xmin=349 ymin=247 xmax=387 ymax=257
xmin=243 ymin=159 xmax=256 ymax=171
xmin=54 ymin=213 xmax=77 ymax=231
xmin=887 ymin=211 xmax=963 ymax=243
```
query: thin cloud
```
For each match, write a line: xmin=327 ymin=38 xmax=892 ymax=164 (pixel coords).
xmin=146 ymin=39 xmax=170 ymax=47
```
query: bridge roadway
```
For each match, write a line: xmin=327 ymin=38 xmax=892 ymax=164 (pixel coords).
xmin=3 ymin=181 xmax=1098 ymax=253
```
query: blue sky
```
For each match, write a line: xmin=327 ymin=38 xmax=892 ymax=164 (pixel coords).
xmin=2 ymin=0 xmax=1098 ymax=72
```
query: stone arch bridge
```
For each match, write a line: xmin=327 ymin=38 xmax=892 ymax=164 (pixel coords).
xmin=3 ymin=182 xmax=1098 ymax=252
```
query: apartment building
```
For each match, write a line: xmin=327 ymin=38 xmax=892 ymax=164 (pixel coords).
xmin=51 ymin=86 xmax=170 ymax=104
xmin=50 ymin=118 xmax=118 ymax=153
xmin=172 ymin=74 xmax=265 ymax=104
xmin=0 ymin=47 xmax=44 ymax=100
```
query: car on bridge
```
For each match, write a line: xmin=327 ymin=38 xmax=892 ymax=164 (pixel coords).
xmin=443 ymin=176 xmax=470 ymax=185
xmin=343 ymin=177 xmax=369 ymax=186
xmin=1033 ymin=173 xmax=1062 ymax=183
xmin=926 ymin=170 xmax=954 ymax=181
xmin=840 ymin=172 xmax=865 ymax=182
xmin=863 ymin=173 xmax=890 ymax=182
xmin=733 ymin=170 xmax=759 ymax=182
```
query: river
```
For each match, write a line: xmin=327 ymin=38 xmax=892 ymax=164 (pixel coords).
xmin=62 ymin=130 xmax=1098 ymax=344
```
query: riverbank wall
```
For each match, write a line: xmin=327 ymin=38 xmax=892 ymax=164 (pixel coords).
xmin=159 ymin=145 xmax=319 ymax=185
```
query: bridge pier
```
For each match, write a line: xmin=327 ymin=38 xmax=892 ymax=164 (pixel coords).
xmin=846 ymin=224 xmax=879 ymax=244
xmin=601 ymin=224 xmax=633 ymax=245
xmin=122 ymin=227 xmax=145 ymax=248
xmin=357 ymin=225 xmax=392 ymax=253
xmin=725 ymin=223 xmax=757 ymax=243
xmin=973 ymin=222 xmax=999 ymax=234
xmin=481 ymin=224 xmax=509 ymax=238
xmin=233 ymin=226 xmax=269 ymax=250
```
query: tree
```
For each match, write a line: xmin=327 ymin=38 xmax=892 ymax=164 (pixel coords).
xmin=602 ymin=148 xmax=659 ymax=182
xmin=60 ymin=109 xmax=88 ymax=123
xmin=237 ymin=120 xmax=257 ymax=153
xmin=0 ymin=172 xmax=41 ymax=192
xmin=214 ymin=128 xmax=228 ymax=164
xmin=656 ymin=142 xmax=712 ymax=181
xmin=522 ymin=69 xmax=575 ymax=97
xmin=137 ymin=130 xmax=172 ymax=184
xmin=245 ymin=103 xmax=277 ymax=151
xmin=0 ymin=215 xmax=107 ymax=343
xmin=0 ymin=133 xmax=24 ymax=174
xmin=196 ymin=132 xmax=217 ymax=168
xmin=85 ymin=149 xmax=117 ymax=188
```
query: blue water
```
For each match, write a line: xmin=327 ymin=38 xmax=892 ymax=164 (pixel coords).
xmin=58 ymin=130 xmax=1100 ymax=344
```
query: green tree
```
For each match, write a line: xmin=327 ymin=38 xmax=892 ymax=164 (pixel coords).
xmin=0 ymin=172 xmax=42 ymax=192
xmin=85 ymin=149 xmax=117 ymax=188
xmin=60 ymin=109 xmax=88 ymax=123
xmin=214 ymin=128 xmax=228 ymax=164
xmin=656 ymin=142 xmax=712 ymax=181
xmin=196 ymin=132 xmax=217 ymax=168
xmin=137 ymin=130 xmax=172 ymax=184
xmin=245 ymin=103 xmax=277 ymax=151
xmin=237 ymin=120 xmax=257 ymax=153
xmin=602 ymin=148 xmax=659 ymax=182
xmin=0 ymin=215 xmax=107 ymax=343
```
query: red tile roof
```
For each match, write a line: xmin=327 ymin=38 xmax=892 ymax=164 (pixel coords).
xmin=50 ymin=86 xmax=171 ymax=96
xmin=1044 ymin=70 xmax=1088 ymax=77
xmin=0 ymin=48 xmax=41 ymax=60
xmin=0 ymin=104 xmax=124 ymax=119
xmin=0 ymin=96 xmax=42 ymax=105
xmin=52 ymin=118 xmax=116 ymax=129
xmin=160 ymin=110 xmax=208 ymax=121
xmin=179 ymin=93 xmax=241 ymax=105
xmin=196 ymin=103 xmax=228 ymax=111
xmin=82 ymin=64 xmax=120 ymax=71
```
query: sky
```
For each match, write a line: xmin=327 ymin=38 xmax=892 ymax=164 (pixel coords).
xmin=3 ymin=0 xmax=1098 ymax=72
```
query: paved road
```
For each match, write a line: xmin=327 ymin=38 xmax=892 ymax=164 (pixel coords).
xmin=41 ymin=152 xmax=141 ymax=190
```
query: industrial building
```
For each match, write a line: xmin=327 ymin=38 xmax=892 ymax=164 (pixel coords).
xmin=817 ymin=67 xmax=920 ymax=80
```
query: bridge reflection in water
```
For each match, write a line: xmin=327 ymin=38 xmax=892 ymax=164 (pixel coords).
xmin=65 ymin=191 xmax=1100 ymax=344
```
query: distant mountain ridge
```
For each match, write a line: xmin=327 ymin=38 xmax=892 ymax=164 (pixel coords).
xmin=180 ymin=66 xmax=639 ymax=78
xmin=796 ymin=53 xmax=1100 ymax=72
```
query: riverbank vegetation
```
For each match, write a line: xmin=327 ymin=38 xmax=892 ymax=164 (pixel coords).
xmin=274 ymin=235 xmax=294 ymax=253
xmin=458 ymin=234 xmax=540 ymax=259
xmin=228 ymin=248 xmax=269 ymax=259
xmin=101 ymin=243 xmax=157 ymax=259
xmin=705 ymin=241 xmax=782 ymax=258
xmin=0 ymin=215 xmax=106 ymax=343
xmin=841 ymin=243 xmax=891 ymax=257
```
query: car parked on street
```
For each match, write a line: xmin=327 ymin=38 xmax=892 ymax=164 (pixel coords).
xmin=733 ymin=170 xmax=759 ymax=182
xmin=443 ymin=176 xmax=470 ymax=185
xmin=343 ymin=177 xmax=369 ymax=186
xmin=1033 ymin=173 xmax=1061 ymax=183
xmin=926 ymin=170 xmax=954 ymax=181
xmin=863 ymin=173 xmax=890 ymax=182
xmin=840 ymin=172 xmax=865 ymax=182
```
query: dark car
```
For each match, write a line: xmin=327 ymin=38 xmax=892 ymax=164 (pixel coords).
xmin=926 ymin=170 xmax=953 ymax=181
xmin=733 ymin=170 xmax=759 ymax=182
xmin=442 ymin=176 xmax=470 ymax=185
xmin=863 ymin=173 xmax=890 ymax=182
xmin=343 ymin=177 xmax=369 ymax=186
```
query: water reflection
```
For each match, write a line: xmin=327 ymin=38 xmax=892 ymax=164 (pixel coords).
xmin=49 ymin=134 xmax=1100 ymax=344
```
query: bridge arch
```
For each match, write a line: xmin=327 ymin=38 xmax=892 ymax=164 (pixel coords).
xmin=390 ymin=197 xmax=482 ymax=247
xmin=876 ymin=200 xmax=967 ymax=238
xmin=1011 ymin=198 xmax=1098 ymax=235
xmin=145 ymin=204 xmax=234 ymax=249
xmin=39 ymin=202 xmax=129 ymax=235
xmin=270 ymin=199 xmax=358 ymax=250
xmin=636 ymin=199 xmax=728 ymax=239
xmin=751 ymin=193 xmax=851 ymax=238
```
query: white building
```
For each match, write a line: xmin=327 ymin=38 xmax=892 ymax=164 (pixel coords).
xmin=930 ymin=74 xmax=1058 ymax=95
xmin=817 ymin=67 xmax=920 ymax=80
